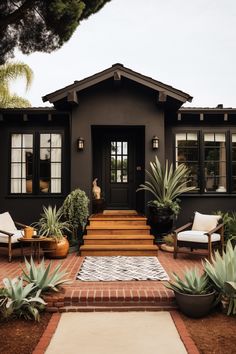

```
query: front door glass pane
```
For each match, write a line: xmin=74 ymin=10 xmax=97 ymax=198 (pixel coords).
xmin=110 ymin=141 xmax=128 ymax=183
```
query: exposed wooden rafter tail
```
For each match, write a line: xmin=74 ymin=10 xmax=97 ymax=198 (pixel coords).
xmin=67 ymin=90 xmax=78 ymax=104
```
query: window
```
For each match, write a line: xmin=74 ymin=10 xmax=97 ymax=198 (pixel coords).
xmin=175 ymin=133 xmax=199 ymax=190
xmin=175 ymin=131 xmax=231 ymax=194
xmin=10 ymin=132 xmax=63 ymax=194
xmin=204 ymin=133 xmax=226 ymax=192
xmin=110 ymin=141 xmax=128 ymax=183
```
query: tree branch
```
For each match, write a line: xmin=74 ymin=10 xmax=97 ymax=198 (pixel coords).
xmin=0 ymin=0 xmax=36 ymax=29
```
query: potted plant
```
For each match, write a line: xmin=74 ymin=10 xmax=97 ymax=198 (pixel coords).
xmin=61 ymin=188 xmax=89 ymax=247
xmin=137 ymin=156 xmax=195 ymax=240
xmin=160 ymin=233 xmax=174 ymax=252
xmin=165 ymin=267 xmax=215 ymax=318
xmin=33 ymin=205 xmax=70 ymax=259
xmin=203 ymin=241 xmax=236 ymax=315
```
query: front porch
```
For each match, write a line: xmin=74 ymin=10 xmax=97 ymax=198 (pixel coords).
xmin=0 ymin=249 xmax=202 ymax=312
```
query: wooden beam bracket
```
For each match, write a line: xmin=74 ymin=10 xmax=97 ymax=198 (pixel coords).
xmin=67 ymin=90 xmax=78 ymax=104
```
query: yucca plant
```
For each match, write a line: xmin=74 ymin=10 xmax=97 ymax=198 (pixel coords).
xmin=137 ymin=156 xmax=195 ymax=215
xmin=165 ymin=267 xmax=212 ymax=295
xmin=2 ymin=277 xmax=46 ymax=321
xmin=33 ymin=205 xmax=70 ymax=242
xmin=203 ymin=241 xmax=236 ymax=315
xmin=22 ymin=257 xmax=71 ymax=292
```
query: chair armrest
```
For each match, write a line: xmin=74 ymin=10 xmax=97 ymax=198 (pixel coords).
xmin=205 ymin=223 xmax=224 ymax=236
xmin=174 ymin=222 xmax=193 ymax=234
xmin=15 ymin=222 xmax=28 ymax=228
xmin=0 ymin=229 xmax=14 ymax=237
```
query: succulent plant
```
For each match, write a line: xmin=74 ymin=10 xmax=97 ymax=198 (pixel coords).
xmin=22 ymin=257 xmax=71 ymax=292
xmin=165 ymin=267 xmax=212 ymax=295
xmin=203 ymin=241 xmax=236 ymax=315
xmin=2 ymin=277 xmax=46 ymax=321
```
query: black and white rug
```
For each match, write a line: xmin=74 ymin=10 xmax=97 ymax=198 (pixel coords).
xmin=77 ymin=256 xmax=169 ymax=281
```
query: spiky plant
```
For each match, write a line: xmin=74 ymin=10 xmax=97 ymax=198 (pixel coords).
xmin=33 ymin=205 xmax=70 ymax=242
xmin=22 ymin=257 xmax=71 ymax=292
xmin=137 ymin=156 xmax=195 ymax=215
xmin=165 ymin=267 xmax=212 ymax=295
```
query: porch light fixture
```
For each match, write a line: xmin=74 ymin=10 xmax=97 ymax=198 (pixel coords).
xmin=152 ymin=136 xmax=159 ymax=150
xmin=77 ymin=137 xmax=84 ymax=151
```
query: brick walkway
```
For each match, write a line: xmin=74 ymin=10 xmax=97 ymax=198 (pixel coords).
xmin=0 ymin=249 xmax=203 ymax=311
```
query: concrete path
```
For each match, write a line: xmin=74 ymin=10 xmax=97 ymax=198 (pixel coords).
xmin=46 ymin=312 xmax=187 ymax=354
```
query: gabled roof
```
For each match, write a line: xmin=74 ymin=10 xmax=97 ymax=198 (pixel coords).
xmin=42 ymin=63 xmax=192 ymax=105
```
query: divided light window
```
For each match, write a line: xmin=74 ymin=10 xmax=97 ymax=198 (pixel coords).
xmin=10 ymin=133 xmax=62 ymax=194
xmin=175 ymin=133 xmax=199 ymax=191
xmin=110 ymin=141 xmax=128 ymax=183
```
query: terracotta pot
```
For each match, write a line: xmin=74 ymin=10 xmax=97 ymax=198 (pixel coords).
xmin=45 ymin=236 xmax=69 ymax=259
xmin=174 ymin=290 xmax=216 ymax=318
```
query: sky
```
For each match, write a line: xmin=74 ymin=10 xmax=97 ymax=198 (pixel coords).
xmin=11 ymin=0 xmax=236 ymax=108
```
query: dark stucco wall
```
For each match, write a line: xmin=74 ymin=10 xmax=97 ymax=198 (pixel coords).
xmin=70 ymin=79 xmax=165 ymax=210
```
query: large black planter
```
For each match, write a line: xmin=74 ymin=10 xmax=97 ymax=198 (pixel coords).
xmin=148 ymin=206 xmax=175 ymax=241
xmin=174 ymin=290 xmax=216 ymax=318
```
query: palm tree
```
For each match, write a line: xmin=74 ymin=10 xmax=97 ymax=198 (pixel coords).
xmin=0 ymin=61 xmax=33 ymax=108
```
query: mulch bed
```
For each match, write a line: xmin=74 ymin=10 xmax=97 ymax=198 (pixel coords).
xmin=0 ymin=309 xmax=235 ymax=354
xmin=181 ymin=309 xmax=236 ymax=354
xmin=0 ymin=312 xmax=52 ymax=354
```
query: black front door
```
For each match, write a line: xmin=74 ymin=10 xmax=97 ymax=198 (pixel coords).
xmin=92 ymin=126 xmax=145 ymax=211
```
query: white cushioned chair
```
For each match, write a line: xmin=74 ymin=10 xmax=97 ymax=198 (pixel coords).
xmin=173 ymin=212 xmax=224 ymax=260
xmin=0 ymin=212 xmax=27 ymax=262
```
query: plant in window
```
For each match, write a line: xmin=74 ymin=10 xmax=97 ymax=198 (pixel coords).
xmin=62 ymin=188 xmax=89 ymax=243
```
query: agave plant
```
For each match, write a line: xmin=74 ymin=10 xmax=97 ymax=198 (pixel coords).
xmin=2 ymin=277 xmax=46 ymax=321
xmin=165 ymin=267 xmax=212 ymax=295
xmin=33 ymin=205 xmax=70 ymax=242
xmin=22 ymin=257 xmax=71 ymax=292
xmin=203 ymin=241 xmax=236 ymax=315
xmin=137 ymin=156 xmax=195 ymax=215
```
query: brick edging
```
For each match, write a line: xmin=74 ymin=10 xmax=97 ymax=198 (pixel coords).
xmin=32 ymin=313 xmax=61 ymax=354
xmin=170 ymin=311 xmax=200 ymax=354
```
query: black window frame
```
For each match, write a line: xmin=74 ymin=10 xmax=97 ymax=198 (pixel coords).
xmin=9 ymin=130 xmax=65 ymax=196
xmin=174 ymin=129 xmax=235 ymax=195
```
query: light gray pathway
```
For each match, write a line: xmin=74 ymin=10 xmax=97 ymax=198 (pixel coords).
xmin=46 ymin=312 xmax=187 ymax=354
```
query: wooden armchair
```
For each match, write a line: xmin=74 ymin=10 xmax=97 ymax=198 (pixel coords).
xmin=173 ymin=212 xmax=224 ymax=261
xmin=0 ymin=212 xmax=28 ymax=262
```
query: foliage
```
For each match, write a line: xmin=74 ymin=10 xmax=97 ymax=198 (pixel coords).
xmin=137 ymin=156 xmax=195 ymax=215
xmin=0 ymin=61 xmax=33 ymax=108
xmin=203 ymin=241 xmax=236 ymax=315
xmin=1 ymin=277 xmax=46 ymax=321
xmin=33 ymin=205 xmax=70 ymax=242
xmin=22 ymin=257 xmax=71 ymax=292
xmin=0 ymin=0 xmax=111 ymax=64
xmin=162 ymin=234 xmax=174 ymax=246
xmin=62 ymin=188 xmax=89 ymax=239
xmin=214 ymin=210 xmax=236 ymax=242
xmin=165 ymin=267 xmax=212 ymax=295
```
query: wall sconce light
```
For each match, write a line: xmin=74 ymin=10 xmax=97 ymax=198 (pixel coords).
xmin=77 ymin=137 xmax=84 ymax=151
xmin=152 ymin=136 xmax=159 ymax=150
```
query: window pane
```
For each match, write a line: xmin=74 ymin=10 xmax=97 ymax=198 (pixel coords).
xmin=204 ymin=133 xmax=226 ymax=192
xmin=51 ymin=134 xmax=62 ymax=147
xmin=123 ymin=142 xmax=128 ymax=154
xmin=117 ymin=142 xmax=122 ymax=154
xmin=176 ymin=133 xmax=199 ymax=191
xmin=40 ymin=134 xmax=50 ymax=147
xmin=51 ymin=149 xmax=61 ymax=162
xmin=10 ymin=134 xmax=33 ymax=193
xmin=111 ymin=142 xmax=116 ymax=155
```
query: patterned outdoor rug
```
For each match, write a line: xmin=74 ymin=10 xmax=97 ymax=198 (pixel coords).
xmin=77 ymin=256 xmax=169 ymax=281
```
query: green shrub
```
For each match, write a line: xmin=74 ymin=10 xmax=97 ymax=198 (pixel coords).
xmin=22 ymin=257 xmax=71 ymax=292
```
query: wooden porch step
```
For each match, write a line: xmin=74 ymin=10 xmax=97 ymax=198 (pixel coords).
xmin=103 ymin=210 xmax=138 ymax=215
xmin=86 ymin=225 xmax=150 ymax=236
xmin=79 ymin=244 xmax=158 ymax=256
xmin=89 ymin=219 xmax=147 ymax=227
xmin=83 ymin=235 xmax=154 ymax=245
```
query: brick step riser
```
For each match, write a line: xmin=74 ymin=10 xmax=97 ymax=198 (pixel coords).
xmin=87 ymin=230 xmax=150 ymax=235
xmin=84 ymin=240 xmax=153 ymax=245
xmin=80 ymin=250 xmax=158 ymax=256
xmin=89 ymin=221 xmax=147 ymax=227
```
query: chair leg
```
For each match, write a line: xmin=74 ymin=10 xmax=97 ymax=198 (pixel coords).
xmin=8 ymin=237 xmax=12 ymax=262
xmin=208 ymin=242 xmax=212 ymax=262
